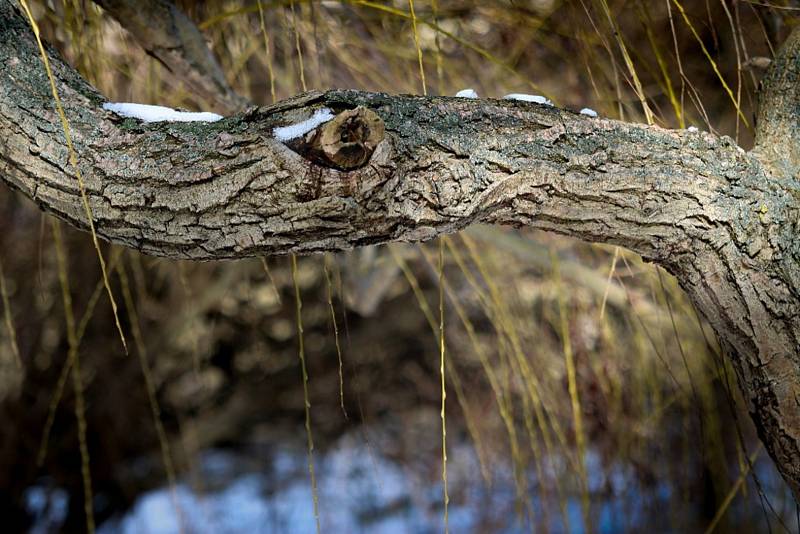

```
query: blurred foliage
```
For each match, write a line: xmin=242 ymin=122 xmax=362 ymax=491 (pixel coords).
xmin=1 ymin=1 xmax=799 ymax=532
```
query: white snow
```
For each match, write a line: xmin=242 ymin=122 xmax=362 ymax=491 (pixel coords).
xmin=579 ymin=107 xmax=598 ymax=118
xmin=273 ymin=108 xmax=336 ymax=141
xmin=687 ymin=126 xmax=699 ymax=132
xmin=455 ymin=88 xmax=479 ymax=98
xmin=503 ymin=93 xmax=552 ymax=106
xmin=103 ymin=102 xmax=223 ymax=123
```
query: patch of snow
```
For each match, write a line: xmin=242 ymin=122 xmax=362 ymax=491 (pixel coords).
xmin=503 ymin=93 xmax=552 ymax=106
xmin=103 ymin=102 xmax=223 ymax=123
xmin=687 ymin=126 xmax=699 ymax=132
xmin=580 ymin=107 xmax=598 ymax=118
xmin=455 ymin=88 xmax=478 ymax=98
xmin=273 ymin=108 xmax=336 ymax=141
xmin=25 ymin=485 xmax=68 ymax=533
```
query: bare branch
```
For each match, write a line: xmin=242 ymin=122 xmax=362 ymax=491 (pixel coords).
xmin=91 ymin=0 xmax=248 ymax=114
xmin=755 ymin=26 xmax=800 ymax=174
xmin=0 ymin=8 xmax=762 ymax=262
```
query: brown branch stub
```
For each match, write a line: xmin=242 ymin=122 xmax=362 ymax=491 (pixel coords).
xmin=306 ymin=106 xmax=385 ymax=170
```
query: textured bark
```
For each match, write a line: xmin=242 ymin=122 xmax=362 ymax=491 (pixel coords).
xmin=2 ymin=0 xmax=800 ymax=497
xmin=91 ymin=0 xmax=248 ymax=114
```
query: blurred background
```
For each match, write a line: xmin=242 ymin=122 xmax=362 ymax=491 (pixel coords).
xmin=1 ymin=0 xmax=799 ymax=532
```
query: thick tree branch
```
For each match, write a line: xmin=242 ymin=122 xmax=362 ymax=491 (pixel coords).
xmin=2 ymin=0 xmax=800 ymax=497
xmin=755 ymin=25 xmax=800 ymax=177
xmin=0 ymin=2 xmax=766 ymax=262
xmin=91 ymin=0 xmax=248 ymax=114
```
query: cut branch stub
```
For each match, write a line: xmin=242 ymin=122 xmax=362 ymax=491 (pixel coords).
xmin=307 ymin=106 xmax=385 ymax=170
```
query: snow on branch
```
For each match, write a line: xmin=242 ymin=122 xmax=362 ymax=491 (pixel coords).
xmin=103 ymin=102 xmax=223 ymax=123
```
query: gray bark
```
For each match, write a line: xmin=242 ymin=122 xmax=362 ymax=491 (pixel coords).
xmin=2 ymin=0 xmax=800 ymax=497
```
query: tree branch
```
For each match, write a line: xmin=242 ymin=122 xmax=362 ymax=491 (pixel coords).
xmin=755 ymin=25 xmax=800 ymax=177
xmin=91 ymin=0 xmax=248 ymax=114
xmin=3 ymin=0 xmax=800 ymax=498
xmin=0 ymin=1 xmax=764 ymax=262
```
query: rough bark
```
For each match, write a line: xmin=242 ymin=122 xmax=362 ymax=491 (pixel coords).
xmin=2 ymin=0 xmax=800 ymax=497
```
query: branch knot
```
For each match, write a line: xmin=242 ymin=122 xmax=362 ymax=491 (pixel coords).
xmin=309 ymin=106 xmax=384 ymax=170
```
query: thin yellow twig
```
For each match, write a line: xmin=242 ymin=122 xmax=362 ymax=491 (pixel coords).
xmin=19 ymin=0 xmax=128 ymax=355
xmin=291 ymin=255 xmax=321 ymax=534
xmin=0 ymin=258 xmax=21 ymax=368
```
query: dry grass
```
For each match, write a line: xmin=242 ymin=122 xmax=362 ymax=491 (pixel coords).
xmin=1 ymin=1 xmax=798 ymax=532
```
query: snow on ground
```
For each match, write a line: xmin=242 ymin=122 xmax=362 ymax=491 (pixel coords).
xmin=580 ymin=108 xmax=598 ymax=117
xmin=687 ymin=126 xmax=698 ymax=132
xmin=93 ymin=442 xmax=655 ymax=534
xmin=103 ymin=102 xmax=223 ymax=123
